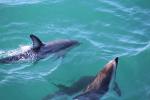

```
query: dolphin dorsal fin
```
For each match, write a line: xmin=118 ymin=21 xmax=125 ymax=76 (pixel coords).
xmin=30 ymin=34 xmax=44 ymax=50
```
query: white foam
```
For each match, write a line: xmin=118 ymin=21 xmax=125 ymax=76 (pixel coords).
xmin=20 ymin=45 xmax=31 ymax=52
xmin=0 ymin=50 xmax=4 ymax=54
xmin=1 ymin=45 xmax=31 ymax=57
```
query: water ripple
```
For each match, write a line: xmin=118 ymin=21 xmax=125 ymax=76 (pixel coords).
xmin=0 ymin=0 xmax=45 ymax=6
xmin=0 ymin=47 xmax=63 ymax=84
xmin=0 ymin=0 xmax=65 ymax=6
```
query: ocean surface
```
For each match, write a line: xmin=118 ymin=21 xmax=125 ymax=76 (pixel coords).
xmin=0 ymin=0 xmax=150 ymax=100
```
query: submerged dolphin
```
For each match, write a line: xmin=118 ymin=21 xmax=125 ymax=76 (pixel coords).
xmin=43 ymin=76 xmax=95 ymax=100
xmin=73 ymin=57 xmax=121 ymax=100
xmin=0 ymin=34 xmax=80 ymax=63
xmin=43 ymin=57 xmax=121 ymax=100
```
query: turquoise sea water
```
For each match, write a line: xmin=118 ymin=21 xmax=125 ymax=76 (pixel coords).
xmin=0 ymin=0 xmax=150 ymax=100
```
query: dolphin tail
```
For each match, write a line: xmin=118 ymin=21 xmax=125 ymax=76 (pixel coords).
xmin=113 ymin=81 xmax=121 ymax=96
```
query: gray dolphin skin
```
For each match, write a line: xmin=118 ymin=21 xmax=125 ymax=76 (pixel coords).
xmin=0 ymin=34 xmax=80 ymax=63
xmin=73 ymin=57 xmax=121 ymax=100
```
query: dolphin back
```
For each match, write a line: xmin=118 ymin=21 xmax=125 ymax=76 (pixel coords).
xmin=0 ymin=56 xmax=20 ymax=63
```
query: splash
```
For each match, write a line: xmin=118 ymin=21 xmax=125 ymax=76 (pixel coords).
xmin=0 ymin=45 xmax=30 ymax=57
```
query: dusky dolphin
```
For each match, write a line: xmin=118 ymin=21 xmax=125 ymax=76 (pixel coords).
xmin=0 ymin=34 xmax=80 ymax=63
xmin=43 ymin=76 xmax=95 ymax=100
xmin=43 ymin=57 xmax=121 ymax=100
xmin=73 ymin=57 xmax=121 ymax=100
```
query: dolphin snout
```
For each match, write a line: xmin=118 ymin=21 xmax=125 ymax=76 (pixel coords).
xmin=115 ymin=57 xmax=119 ymax=64
xmin=71 ymin=40 xmax=80 ymax=46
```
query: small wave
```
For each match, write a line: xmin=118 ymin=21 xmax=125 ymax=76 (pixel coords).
xmin=96 ymin=7 xmax=115 ymax=14
xmin=98 ymin=0 xmax=150 ymax=24
xmin=7 ymin=64 xmax=30 ymax=74
xmin=133 ymin=41 xmax=150 ymax=56
xmin=3 ymin=22 xmax=28 ymax=28
xmin=82 ymin=33 xmax=150 ymax=59
xmin=0 ymin=56 xmax=62 ymax=84
xmin=100 ymin=0 xmax=133 ymax=14
xmin=0 ymin=0 xmax=45 ymax=5
xmin=39 ymin=58 xmax=62 ymax=76
xmin=0 ymin=0 xmax=65 ymax=6
xmin=0 ymin=76 xmax=13 ymax=85
xmin=46 ymin=0 xmax=64 ymax=4
xmin=44 ymin=23 xmax=88 ymax=36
